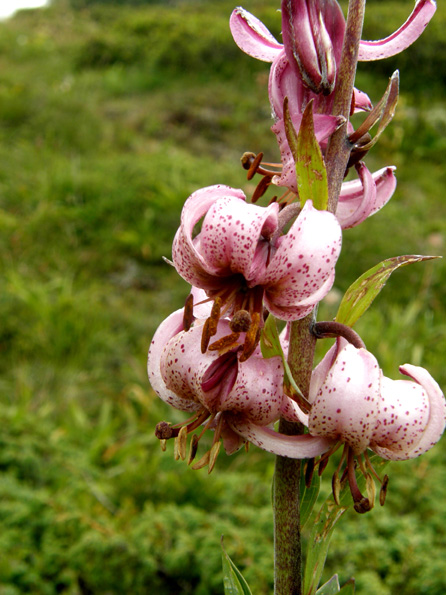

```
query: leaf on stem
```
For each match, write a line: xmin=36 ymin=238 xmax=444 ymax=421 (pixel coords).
xmin=316 ymin=574 xmax=341 ymax=594
xmin=335 ymin=254 xmax=439 ymax=327
xmin=221 ymin=537 xmax=253 ymax=595
xmin=284 ymin=97 xmax=328 ymax=210
xmin=349 ymin=71 xmax=399 ymax=151
xmin=261 ymin=314 xmax=306 ymax=401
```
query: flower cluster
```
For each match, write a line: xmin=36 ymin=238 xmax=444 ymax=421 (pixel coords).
xmin=148 ymin=0 xmax=444 ymax=510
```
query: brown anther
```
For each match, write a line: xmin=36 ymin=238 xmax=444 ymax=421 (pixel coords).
xmin=305 ymin=458 xmax=315 ymax=488
xmin=208 ymin=298 xmax=222 ymax=334
xmin=187 ymin=434 xmax=199 ymax=465
xmin=241 ymin=151 xmax=256 ymax=171
xmin=201 ymin=318 xmax=212 ymax=353
xmin=183 ymin=293 xmax=194 ymax=331
xmin=159 ymin=439 xmax=167 ymax=452
xmin=174 ymin=426 xmax=188 ymax=461
xmin=229 ymin=310 xmax=252 ymax=333
xmin=239 ymin=311 xmax=261 ymax=362
xmin=246 ymin=152 xmax=264 ymax=180
xmin=318 ymin=454 xmax=330 ymax=476
xmin=252 ymin=174 xmax=272 ymax=203
xmin=155 ymin=421 xmax=174 ymax=440
xmin=379 ymin=474 xmax=389 ymax=506
xmin=208 ymin=332 xmax=240 ymax=352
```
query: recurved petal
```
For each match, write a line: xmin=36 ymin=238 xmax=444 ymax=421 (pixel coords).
xmin=336 ymin=164 xmax=396 ymax=229
xmin=358 ymin=0 xmax=436 ymax=61
xmin=373 ymin=364 xmax=446 ymax=460
xmin=172 ymin=185 xmax=246 ymax=289
xmin=148 ymin=309 xmax=202 ymax=412
xmin=230 ymin=7 xmax=283 ymax=62
xmin=261 ymin=201 xmax=342 ymax=320
xmin=308 ymin=343 xmax=382 ymax=454
xmin=227 ymin=416 xmax=334 ymax=457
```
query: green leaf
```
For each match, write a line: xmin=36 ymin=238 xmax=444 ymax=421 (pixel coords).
xmin=300 ymin=464 xmax=321 ymax=529
xmin=303 ymin=498 xmax=348 ymax=595
xmin=260 ymin=315 xmax=305 ymax=400
xmin=336 ymin=255 xmax=439 ymax=327
xmin=283 ymin=97 xmax=328 ymax=210
xmin=316 ymin=574 xmax=341 ymax=594
xmin=221 ymin=537 xmax=253 ymax=595
xmin=339 ymin=579 xmax=355 ymax=594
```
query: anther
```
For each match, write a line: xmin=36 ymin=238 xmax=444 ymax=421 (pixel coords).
xmin=252 ymin=174 xmax=272 ymax=203
xmin=379 ymin=474 xmax=389 ymax=506
xmin=183 ymin=293 xmax=194 ymax=331
xmin=187 ymin=434 xmax=199 ymax=465
xmin=246 ymin=152 xmax=264 ymax=180
xmin=208 ymin=332 xmax=240 ymax=352
xmin=240 ymin=312 xmax=261 ymax=362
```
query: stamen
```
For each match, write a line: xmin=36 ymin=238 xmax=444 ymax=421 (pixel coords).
xmin=208 ymin=441 xmax=221 ymax=474
xmin=183 ymin=293 xmax=194 ymax=331
xmin=208 ymin=332 xmax=241 ymax=353
xmin=305 ymin=458 xmax=316 ymax=488
xmin=240 ymin=311 xmax=261 ymax=362
xmin=201 ymin=318 xmax=212 ymax=353
xmin=208 ymin=297 xmax=222 ymax=336
xmin=187 ymin=434 xmax=199 ymax=465
xmin=347 ymin=448 xmax=372 ymax=514
xmin=251 ymin=174 xmax=272 ymax=203
xmin=246 ymin=152 xmax=264 ymax=180
xmin=379 ymin=475 xmax=389 ymax=506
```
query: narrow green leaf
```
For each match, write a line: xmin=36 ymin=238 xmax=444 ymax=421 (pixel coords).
xmin=261 ymin=315 xmax=305 ymax=399
xmin=284 ymin=97 xmax=328 ymax=210
xmin=316 ymin=574 xmax=341 ymax=594
xmin=303 ymin=498 xmax=348 ymax=595
xmin=221 ymin=537 xmax=253 ymax=595
xmin=336 ymin=255 xmax=439 ymax=327
xmin=300 ymin=464 xmax=321 ymax=529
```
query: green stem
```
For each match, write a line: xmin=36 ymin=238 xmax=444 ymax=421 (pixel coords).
xmin=273 ymin=313 xmax=317 ymax=595
xmin=273 ymin=2 xmax=366 ymax=592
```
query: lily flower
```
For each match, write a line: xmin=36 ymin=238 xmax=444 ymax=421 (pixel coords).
xmin=148 ymin=305 xmax=331 ymax=470
xmin=172 ymin=184 xmax=342 ymax=327
xmin=230 ymin=1 xmax=435 ymax=225
xmin=229 ymin=337 xmax=445 ymax=512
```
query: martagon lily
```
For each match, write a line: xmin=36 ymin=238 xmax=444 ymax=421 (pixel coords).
xmin=172 ymin=184 xmax=342 ymax=330
xmin=230 ymin=0 xmax=435 ymax=227
xmin=229 ymin=337 xmax=446 ymax=511
xmin=148 ymin=299 xmax=332 ymax=471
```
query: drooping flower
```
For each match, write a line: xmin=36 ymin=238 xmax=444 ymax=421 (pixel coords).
xmin=172 ymin=184 xmax=342 ymax=326
xmin=229 ymin=337 xmax=446 ymax=511
xmin=148 ymin=302 xmax=331 ymax=470
xmin=229 ymin=1 xmax=435 ymax=225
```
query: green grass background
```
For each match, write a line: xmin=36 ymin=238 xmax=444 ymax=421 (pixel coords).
xmin=0 ymin=0 xmax=445 ymax=593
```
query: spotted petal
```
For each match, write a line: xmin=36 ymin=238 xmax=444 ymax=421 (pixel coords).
xmin=148 ymin=309 xmax=202 ymax=413
xmin=308 ymin=342 xmax=382 ymax=454
xmin=358 ymin=0 xmax=436 ymax=61
xmin=372 ymin=364 xmax=446 ymax=460
xmin=261 ymin=201 xmax=342 ymax=321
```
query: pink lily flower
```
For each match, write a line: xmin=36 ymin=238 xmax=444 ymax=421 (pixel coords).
xmin=230 ymin=337 xmax=445 ymax=511
xmin=230 ymin=1 xmax=434 ymax=226
xmin=148 ymin=304 xmax=331 ymax=468
xmin=172 ymin=184 xmax=342 ymax=323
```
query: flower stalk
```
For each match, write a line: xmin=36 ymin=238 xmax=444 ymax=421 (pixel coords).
xmin=274 ymin=1 xmax=366 ymax=591
xmin=326 ymin=0 xmax=366 ymax=213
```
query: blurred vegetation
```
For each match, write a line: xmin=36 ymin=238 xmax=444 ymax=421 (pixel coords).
xmin=0 ymin=0 xmax=445 ymax=593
